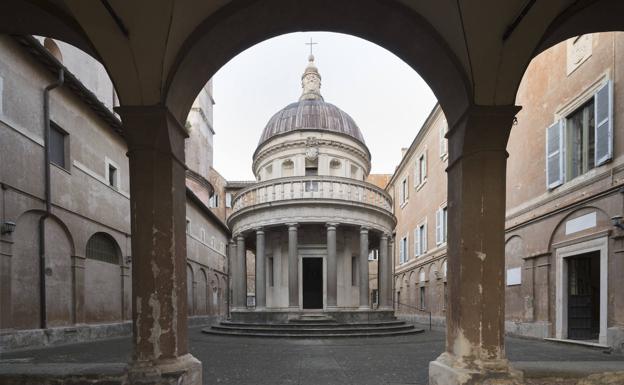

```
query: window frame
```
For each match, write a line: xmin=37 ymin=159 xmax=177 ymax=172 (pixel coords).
xmin=105 ymin=157 xmax=120 ymax=189
xmin=49 ymin=121 xmax=70 ymax=171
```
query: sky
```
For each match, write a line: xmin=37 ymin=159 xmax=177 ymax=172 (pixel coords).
xmin=212 ymin=31 xmax=437 ymax=181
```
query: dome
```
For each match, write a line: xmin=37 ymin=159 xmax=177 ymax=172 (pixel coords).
xmin=257 ymin=53 xmax=366 ymax=147
xmin=258 ymin=99 xmax=365 ymax=145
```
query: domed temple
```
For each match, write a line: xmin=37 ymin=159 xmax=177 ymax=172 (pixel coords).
xmin=226 ymin=54 xmax=397 ymax=322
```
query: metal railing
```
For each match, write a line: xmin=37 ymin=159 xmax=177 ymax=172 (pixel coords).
xmin=394 ymin=301 xmax=432 ymax=330
xmin=231 ymin=175 xmax=393 ymax=213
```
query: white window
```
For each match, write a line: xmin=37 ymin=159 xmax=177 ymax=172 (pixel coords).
xmin=225 ymin=193 xmax=232 ymax=208
xmin=399 ymin=235 xmax=408 ymax=264
xmin=414 ymin=221 xmax=427 ymax=257
xmin=436 ymin=206 xmax=448 ymax=245
xmin=209 ymin=193 xmax=219 ymax=208
xmin=414 ymin=152 xmax=427 ymax=188
xmin=546 ymin=81 xmax=613 ymax=189
xmin=400 ymin=177 xmax=408 ymax=205
xmin=439 ymin=120 xmax=448 ymax=158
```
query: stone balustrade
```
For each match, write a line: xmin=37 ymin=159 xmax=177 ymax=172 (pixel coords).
xmin=230 ymin=176 xmax=393 ymax=213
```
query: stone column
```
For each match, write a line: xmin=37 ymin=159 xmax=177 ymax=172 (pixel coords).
xmin=389 ymin=237 xmax=395 ymax=309
xmin=429 ymin=105 xmax=522 ymax=385
xmin=287 ymin=223 xmax=299 ymax=309
xmin=378 ymin=233 xmax=390 ymax=310
xmin=117 ymin=106 xmax=200 ymax=385
xmin=236 ymin=235 xmax=246 ymax=309
xmin=255 ymin=228 xmax=266 ymax=310
xmin=228 ymin=239 xmax=236 ymax=311
xmin=359 ymin=227 xmax=369 ymax=309
xmin=326 ymin=223 xmax=337 ymax=309
xmin=0 ymin=236 xmax=13 ymax=329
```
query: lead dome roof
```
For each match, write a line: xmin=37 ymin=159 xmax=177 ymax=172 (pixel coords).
xmin=257 ymin=53 xmax=366 ymax=147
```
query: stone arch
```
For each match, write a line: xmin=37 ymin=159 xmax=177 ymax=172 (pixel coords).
xmin=84 ymin=232 xmax=123 ymax=323
xmin=197 ymin=268 xmax=208 ymax=315
xmin=186 ymin=263 xmax=195 ymax=316
xmin=408 ymin=270 xmax=417 ymax=307
xmin=165 ymin=0 xmax=471 ymax=125
xmin=11 ymin=210 xmax=75 ymax=329
xmin=548 ymin=206 xmax=611 ymax=251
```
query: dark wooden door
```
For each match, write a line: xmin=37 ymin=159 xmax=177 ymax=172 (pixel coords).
xmin=567 ymin=255 xmax=599 ymax=340
xmin=302 ymin=258 xmax=323 ymax=309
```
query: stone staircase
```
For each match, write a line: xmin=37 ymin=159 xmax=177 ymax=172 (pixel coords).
xmin=202 ymin=315 xmax=423 ymax=338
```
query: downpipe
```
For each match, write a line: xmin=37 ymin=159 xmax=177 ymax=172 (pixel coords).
xmin=39 ymin=68 xmax=64 ymax=329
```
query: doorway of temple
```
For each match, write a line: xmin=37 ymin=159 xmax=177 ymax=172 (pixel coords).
xmin=302 ymin=257 xmax=323 ymax=309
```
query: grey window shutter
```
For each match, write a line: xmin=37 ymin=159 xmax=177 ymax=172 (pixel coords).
xmin=414 ymin=228 xmax=420 ymax=256
xmin=546 ymin=120 xmax=564 ymax=189
xmin=435 ymin=209 xmax=442 ymax=245
xmin=594 ymin=80 xmax=613 ymax=166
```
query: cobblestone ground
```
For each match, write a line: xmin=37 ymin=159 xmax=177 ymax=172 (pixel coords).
xmin=1 ymin=326 xmax=623 ymax=385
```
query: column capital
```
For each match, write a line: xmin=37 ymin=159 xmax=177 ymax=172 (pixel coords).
xmin=255 ymin=227 xmax=264 ymax=234
xmin=326 ymin=223 xmax=338 ymax=230
xmin=360 ymin=226 xmax=369 ymax=234
xmin=236 ymin=233 xmax=245 ymax=242
xmin=287 ymin=223 xmax=299 ymax=230
xmin=380 ymin=232 xmax=389 ymax=240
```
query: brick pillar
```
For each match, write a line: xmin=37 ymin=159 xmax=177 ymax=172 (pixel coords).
xmin=117 ymin=105 xmax=200 ymax=385
xmin=429 ymin=105 xmax=522 ymax=385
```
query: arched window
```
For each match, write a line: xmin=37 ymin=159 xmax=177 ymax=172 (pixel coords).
xmin=44 ymin=38 xmax=63 ymax=63
xmin=86 ymin=233 xmax=120 ymax=264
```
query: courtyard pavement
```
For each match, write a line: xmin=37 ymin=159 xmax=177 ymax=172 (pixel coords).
xmin=1 ymin=325 xmax=623 ymax=385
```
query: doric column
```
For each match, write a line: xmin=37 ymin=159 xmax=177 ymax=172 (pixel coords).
xmin=359 ymin=227 xmax=369 ymax=309
xmin=378 ymin=233 xmax=390 ymax=309
xmin=228 ymin=239 xmax=237 ymax=309
xmin=388 ymin=237 xmax=395 ymax=309
xmin=287 ymin=223 xmax=299 ymax=309
xmin=236 ymin=234 xmax=246 ymax=309
xmin=326 ymin=223 xmax=338 ymax=308
xmin=117 ymin=105 xmax=200 ymax=384
xmin=255 ymin=228 xmax=266 ymax=310
xmin=429 ymin=105 xmax=522 ymax=385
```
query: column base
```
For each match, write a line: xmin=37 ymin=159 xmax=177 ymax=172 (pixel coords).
xmin=127 ymin=353 xmax=201 ymax=385
xmin=429 ymin=353 xmax=522 ymax=385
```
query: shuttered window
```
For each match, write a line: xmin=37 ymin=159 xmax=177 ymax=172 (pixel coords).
xmin=50 ymin=122 xmax=67 ymax=169
xmin=595 ymin=81 xmax=613 ymax=166
xmin=546 ymin=80 xmax=613 ymax=189
xmin=436 ymin=207 xmax=448 ymax=245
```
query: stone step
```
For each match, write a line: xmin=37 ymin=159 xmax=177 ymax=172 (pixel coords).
xmin=202 ymin=327 xmax=424 ymax=339
xmin=219 ymin=320 xmax=407 ymax=329
xmin=211 ymin=324 xmax=415 ymax=334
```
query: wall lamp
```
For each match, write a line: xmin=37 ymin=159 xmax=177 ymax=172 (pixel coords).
xmin=1 ymin=221 xmax=16 ymax=235
xmin=611 ymin=215 xmax=624 ymax=230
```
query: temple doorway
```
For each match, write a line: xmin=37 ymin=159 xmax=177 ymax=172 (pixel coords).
xmin=302 ymin=258 xmax=323 ymax=309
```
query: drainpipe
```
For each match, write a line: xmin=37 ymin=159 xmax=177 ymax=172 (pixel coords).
xmin=39 ymin=68 xmax=64 ymax=329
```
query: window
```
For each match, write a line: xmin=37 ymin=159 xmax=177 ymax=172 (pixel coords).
xmin=268 ymin=257 xmax=274 ymax=286
xmin=399 ymin=177 xmax=408 ymax=205
xmin=225 ymin=193 xmax=232 ymax=208
xmin=265 ymin=164 xmax=273 ymax=179
xmin=86 ymin=233 xmax=120 ymax=264
xmin=186 ymin=218 xmax=191 ymax=234
xmin=50 ymin=122 xmax=68 ymax=169
xmin=305 ymin=158 xmax=318 ymax=192
xmin=419 ymin=286 xmax=426 ymax=310
xmin=436 ymin=206 xmax=448 ymax=245
xmin=350 ymin=164 xmax=358 ymax=179
xmin=108 ymin=164 xmax=117 ymax=187
xmin=414 ymin=222 xmax=427 ymax=257
xmin=414 ymin=152 xmax=427 ymax=188
xmin=439 ymin=120 xmax=448 ymax=158
xmin=547 ymin=81 xmax=613 ymax=188
xmin=351 ymin=256 xmax=357 ymax=285
xmin=399 ymin=235 xmax=408 ymax=264
xmin=209 ymin=193 xmax=219 ymax=208
xmin=200 ymin=228 xmax=206 ymax=242
xmin=371 ymin=289 xmax=379 ymax=306
xmin=368 ymin=249 xmax=379 ymax=261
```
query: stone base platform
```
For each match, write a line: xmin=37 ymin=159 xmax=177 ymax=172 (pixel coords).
xmin=205 ymin=310 xmax=422 ymax=338
xmin=229 ymin=309 xmax=396 ymax=323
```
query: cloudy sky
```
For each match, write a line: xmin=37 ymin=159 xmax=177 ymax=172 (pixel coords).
xmin=212 ymin=31 xmax=437 ymax=181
